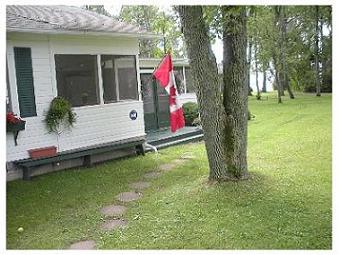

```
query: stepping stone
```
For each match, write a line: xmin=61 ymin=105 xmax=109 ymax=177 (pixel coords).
xmin=115 ymin=191 xmax=142 ymax=202
xmin=144 ymin=171 xmax=162 ymax=179
xmin=159 ymin=163 xmax=176 ymax=171
xmin=69 ymin=240 xmax=96 ymax=250
xmin=129 ymin=181 xmax=150 ymax=191
xmin=100 ymin=205 xmax=127 ymax=217
xmin=181 ymin=153 xmax=196 ymax=159
xmin=172 ymin=159 xmax=186 ymax=165
xmin=101 ymin=219 xmax=128 ymax=231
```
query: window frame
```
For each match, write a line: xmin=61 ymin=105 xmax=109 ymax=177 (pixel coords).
xmin=6 ymin=61 xmax=12 ymax=113
xmin=54 ymin=54 xmax=101 ymax=108
xmin=54 ymin=53 xmax=140 ymax=108
xmin=113 ymin=55 xmax=139 ymax=102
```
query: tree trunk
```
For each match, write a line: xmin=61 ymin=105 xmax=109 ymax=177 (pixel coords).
xmin=281 ymin=6 xmax=295 ymax=99
xmin=315 ymin=6 xmax=321 ymax=96
xmin=272 ymin=53 xmax=282 ymax=103
xmin=273 ymin=6 xmax=285 ymax=102
xmin=320 ymin=13 xmax=324 ymax=87
xmin=254 ymin=43 xmax=261 ymax=100
xmin=276 ymin=70 xmax=282 ymax=103
xmin=247 ymin=39 xmax=253 ymax=96
xmin=222 ymin=6 xmax=248 ymax=178
xmin=262 ymin=66 xmax=267 ymax=93
xmin=178 ymin=5 xmax=248 ymax=180
xmin=178 ymin=6 xmax=228 ymax=180
xmin=279 ymin=71 xmax=285 ymax=96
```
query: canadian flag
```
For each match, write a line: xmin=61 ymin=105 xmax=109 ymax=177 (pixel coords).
xmin=153 ymin=54 xmax=185 ymax=132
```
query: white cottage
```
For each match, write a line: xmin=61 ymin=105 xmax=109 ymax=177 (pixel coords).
xmin=6 ymin=5 xmax=161 ymax=180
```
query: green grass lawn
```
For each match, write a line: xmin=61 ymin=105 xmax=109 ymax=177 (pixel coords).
xmin=7 ymin=93 xmax=332 ymax=249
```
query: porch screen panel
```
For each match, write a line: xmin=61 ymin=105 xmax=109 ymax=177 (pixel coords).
xmin=55 ymin=55 xmax=99 ymax=107
xmin=101 ymin=55 xmax=117 ymax=103
xmin=13 ymin=47 xmax=37 ymax=117
xmin=174 ymin=66 xmax=185 ymax=94
xmin=101 ymin=55 xmax=138 ymax=102
xmin=184 ymin=67 xmax=195 ymax=93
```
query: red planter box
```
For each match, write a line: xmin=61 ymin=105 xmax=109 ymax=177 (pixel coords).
xmin=28 ymin=146 xmax=57 ymax=159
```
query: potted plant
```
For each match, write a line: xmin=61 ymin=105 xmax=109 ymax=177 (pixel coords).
xmin=45 ymin=96 xmax=76 ymax=134
xmin=6 ymin=112 xmax=26 ymax=145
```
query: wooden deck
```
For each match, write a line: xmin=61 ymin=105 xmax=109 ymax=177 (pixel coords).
xmin=146 ymin=126 xmax=204 ymax=150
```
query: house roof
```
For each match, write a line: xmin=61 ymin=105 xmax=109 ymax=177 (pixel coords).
xmin=6 ymin=5 xmax=161 ymax=39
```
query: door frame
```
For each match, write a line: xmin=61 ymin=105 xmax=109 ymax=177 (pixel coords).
xmin=140 ymin=70 xmax=169 ymax=132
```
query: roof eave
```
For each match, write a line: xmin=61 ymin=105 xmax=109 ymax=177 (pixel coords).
xmin=139 ymin=58 xmax=190 ymax=66
xmin=6 ymin=27 xmax=163 ymax=39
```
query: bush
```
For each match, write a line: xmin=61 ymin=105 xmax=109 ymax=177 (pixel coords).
xmin=182 ymin=102 xmax=199 ymax=126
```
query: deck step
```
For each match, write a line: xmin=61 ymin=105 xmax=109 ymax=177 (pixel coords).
xmin=148 ymin=129 xmax=203 ymax=147
xmin=146 ymin=134 xmax=204 ymax=151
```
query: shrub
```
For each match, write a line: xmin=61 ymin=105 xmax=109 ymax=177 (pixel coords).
xmin=192 ymin=116 xmax=201 ymax=126
xmin=183 ymin=102 xmax=199 ymax=126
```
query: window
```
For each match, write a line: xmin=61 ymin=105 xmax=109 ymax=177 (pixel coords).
xmin=13 ymin=47 xmax=37 ymax=117
xmin=101 ymin=55 xmax=138 ymax=103
xmin=55 ymin=54 xmax=138 ymax=107
xmin=55 ymin=55 xmax=99 ymax=107
xmin=174 ymin=66 xmax=185 ymax=94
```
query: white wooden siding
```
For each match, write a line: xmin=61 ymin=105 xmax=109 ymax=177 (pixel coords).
xmin=6 ymin=33 xmax=145 ymax=162
xmin=58 ymin=102 xmax=145 ymax=152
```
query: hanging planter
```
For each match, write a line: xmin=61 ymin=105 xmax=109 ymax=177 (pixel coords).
xmin=44 ymin=97 xmax=76 ymax=134
xmin=6 ymin=112 xmax=26 ymax=146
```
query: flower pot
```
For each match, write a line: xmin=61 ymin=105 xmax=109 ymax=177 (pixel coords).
xmin=28 ymin=146 xmax=57 ymax=159
xmin=7 ymin=120 xmax=26 ymax=133
xmin=7 ymin=120 xmax=26 ymax=146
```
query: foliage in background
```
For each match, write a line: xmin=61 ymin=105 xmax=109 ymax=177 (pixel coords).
xmin=119 ymin=6 xmax=184 ymax=58
xmin=247 ymin=6 xmax=332 ymax=94
xmin=84 ymin=5 xmax=114 ymax=18
xmin=182 ymin=102 xmax=199 ymax=126
xmin=45 ymin=97 xmax=76 ymax=134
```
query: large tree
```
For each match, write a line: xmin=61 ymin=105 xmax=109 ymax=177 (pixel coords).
xmin=178 ymin=6 xmax=248 ymax=180
xmin=315 ymin=6 xmax=321 ymax=96
xmin=279 ymin=6 xmax=295 ymax=99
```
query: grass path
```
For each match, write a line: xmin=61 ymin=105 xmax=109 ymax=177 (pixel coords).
xmin=7 ymin=93 xmax=332 ymax=249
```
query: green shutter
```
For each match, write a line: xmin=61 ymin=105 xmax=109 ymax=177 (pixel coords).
xmin=14 ymin=47 xmax=37 ymax=118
